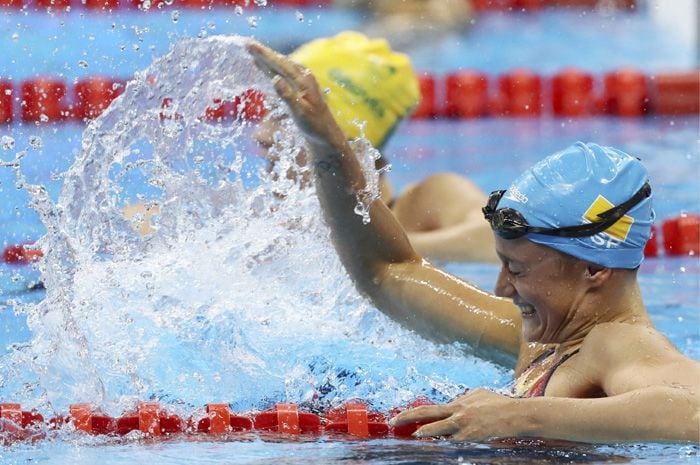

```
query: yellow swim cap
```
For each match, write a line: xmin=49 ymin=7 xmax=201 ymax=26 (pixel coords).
xmin=290 ymin=31 xmax=420 ymax=149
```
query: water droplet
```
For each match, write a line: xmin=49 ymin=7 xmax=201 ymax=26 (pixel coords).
xmin=253 ymin=0 xmax=267 ymax=5
xmin=11 ymin=32 xmax=19 ymax=41
xmin=28 ymin=135 xmax=43 ymax=149
xmin=247 ymin=16 xmax=258 ymax=28
xmin=78 ymin=60 xmax=89 ymax=68
xmin=39 ymin=114 xmax=49 ymax=123
xmin=295 ymin=10 xmax=304 ymax=21
xmin=171 ymin=10 xmax=180 ymax=23
xmin=234 ymin=5 xmax=243 ymax=15
xmin=1 ymin=135 xmax=15 ymax=150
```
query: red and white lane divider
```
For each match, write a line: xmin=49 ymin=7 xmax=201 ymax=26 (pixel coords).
xmin=0 ymin=69 xmax=697 ymax=125
xmin=0 ymin=399 xmax=433 ymax=443
xmin=2 ymin=214 xmax=698 ymax=265
xmin=0 ymin=0 xmax=330 ymax=12
xmin=0 ymin=0 xmax=638 ymax=13
xmin=473 ymin=0 xmax=638 ymax=12
xmin=413 ymin=68 xmax=700 ymax=119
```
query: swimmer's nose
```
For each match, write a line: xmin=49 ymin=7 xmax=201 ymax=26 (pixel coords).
xmin=494 ymin=265 xmax=516 ymax=299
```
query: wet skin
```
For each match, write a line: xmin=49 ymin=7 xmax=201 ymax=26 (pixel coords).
xmin=246 ymin=40 xmax=700 ymax=444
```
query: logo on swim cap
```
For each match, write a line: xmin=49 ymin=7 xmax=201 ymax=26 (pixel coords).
xmin=583 ymin=195 xmax=634 ymax=242
xmin=505 ymin=186 xmax=529 ymax=204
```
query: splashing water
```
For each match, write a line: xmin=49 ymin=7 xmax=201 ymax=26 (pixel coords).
xmin=2 ymin=35 xmax=508 ymax=418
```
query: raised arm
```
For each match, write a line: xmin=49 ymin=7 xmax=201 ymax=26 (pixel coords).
xmin=247 ymin=41 xmax=522 ymax=361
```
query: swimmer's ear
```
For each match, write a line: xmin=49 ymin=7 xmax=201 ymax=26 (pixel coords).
xmin=585 ymin=264 xmax=611 ymax=287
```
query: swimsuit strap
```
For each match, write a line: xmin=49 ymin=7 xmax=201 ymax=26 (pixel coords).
xmin=524 ymin=348 xmax=581 ymax=398
xmin=512 ymin=348 xmax=580 ymax=398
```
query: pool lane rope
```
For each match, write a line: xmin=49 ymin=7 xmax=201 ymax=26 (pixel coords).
xmin=0 ymin=69 xmax=698 ymax=126
xmin=0 ymin=399 xmax=435 ymax=443
xmin=3 ymin=214 xmax=698 ymax=266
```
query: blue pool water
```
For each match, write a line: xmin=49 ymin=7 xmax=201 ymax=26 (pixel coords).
xmin=1 ymin=3 xmax=699 ymax=465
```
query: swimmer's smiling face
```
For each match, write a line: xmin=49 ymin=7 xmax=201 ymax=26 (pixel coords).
xmin=493 ymin=236 xmax=593 ymax=344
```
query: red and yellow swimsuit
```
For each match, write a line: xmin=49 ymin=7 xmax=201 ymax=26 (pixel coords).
xmin=511 ymin=348 xmax=580 ymax=398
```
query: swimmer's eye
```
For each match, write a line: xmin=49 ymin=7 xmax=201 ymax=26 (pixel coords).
xmin=506 ymin=263 xmax=523 ymax=277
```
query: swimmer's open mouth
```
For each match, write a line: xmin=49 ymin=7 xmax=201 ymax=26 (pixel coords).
xmin=518 ymin=304 xmax=536 ymax=317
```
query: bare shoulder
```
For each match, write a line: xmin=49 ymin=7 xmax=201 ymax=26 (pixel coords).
xmin=583 ymin=322 xmax=676 ymax=354
xmin=577 ymin=321 xmax=699 ymax=393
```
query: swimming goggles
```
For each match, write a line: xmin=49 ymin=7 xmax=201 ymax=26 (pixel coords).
xmin=482 ymin=181 xmax=651 ymax=240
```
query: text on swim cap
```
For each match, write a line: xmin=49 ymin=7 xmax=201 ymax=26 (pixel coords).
xmin=328 ymin=69 xmax=385 ymax=119
xmin=504 ymin=186 xmax=528 ymax=204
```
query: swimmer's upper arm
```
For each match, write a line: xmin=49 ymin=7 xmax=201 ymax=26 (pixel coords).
xmin=368 ymin=260 xmax=522 ymax=362
xmin=579 ymin=323 xmax=700 ymax=396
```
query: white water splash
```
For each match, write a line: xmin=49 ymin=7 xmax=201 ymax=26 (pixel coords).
xmin=2 ymin=35 xmax=507 ymax=416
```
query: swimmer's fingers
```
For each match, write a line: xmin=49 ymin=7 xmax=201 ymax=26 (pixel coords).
xmin=413 ymin=416 xmax=462 ymax=438
xmin=247 ymin=41 xmax=308 ymax=94
xmin=389 ymin=404 xmax=452 ymax=428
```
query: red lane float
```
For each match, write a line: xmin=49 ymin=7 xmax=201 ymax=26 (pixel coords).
xmin=0 ymin=0 xmax=22 ymax=7
xmin=662 ymin=214 xmax=700 ymax=256
xmin=602 ymin=68 xmax=648 ymax=117
xmin=551 ymin=68 xmax=594 ymax=117
xmin=643 ymin=225 xmax=658 ymax=258
xmin=191 ymin=403 xmax=252 ymax=433
xmin=34 ymin=0 xmax=71 ymax=9
xmin=324 ymin=402 xmax=389 ymax=438
xmin=83 ymin=0 xmax=120 ymax=10
xmin=253 ymin=403 xmax=320 ymax=434
xmin=0 ymin=0 xmax=328 ymax=10
xmin=21 ymin=78 xmax=68 ymax=123
xmin=232 ymin=89 xmax=267 ymax=121
xmin=445 ymin=71 xmax=489 ymax=118
xmin=73 ymin=77 xmax=124 ymax=120
xmin=493 ymin=69 xmax=542 ymax=117
xmin=68 ymin=403 xmax=116 ymax=435
xmin=651 ymin=71 xmax=700 ymax=115
xmin=2 ymin=243 xmax=43 ymax=264
xmin=1 ymin=403 xmax=44 ymax=443
xmin=412 ymin=74 xmax=437 ymax=119
xmin=473 ymin=0 xmax=636 ymax=11
xmin=0 ymin=80 xmax=12 ymax=123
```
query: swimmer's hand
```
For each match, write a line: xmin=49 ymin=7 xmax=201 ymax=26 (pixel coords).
xmin=389 ymin=388 xmax=525 ymax=442
xmin=247 ymin=40 xmax=348 ymax=150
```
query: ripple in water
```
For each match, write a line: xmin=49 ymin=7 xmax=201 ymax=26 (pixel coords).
xmin=1 ymin=35 xmax=508 ymax=418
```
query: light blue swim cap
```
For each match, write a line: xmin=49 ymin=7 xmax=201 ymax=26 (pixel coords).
xmin=497 ymin=142 xmax=655 ymax=269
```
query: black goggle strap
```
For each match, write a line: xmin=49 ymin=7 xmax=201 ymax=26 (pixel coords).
xmin=483 ymin=181 xmax=651 ymax=238
xmin=534 ymin=180 xmax=651 ymax=237
xmin=482 ymin=190 xmax=506 ymax=220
